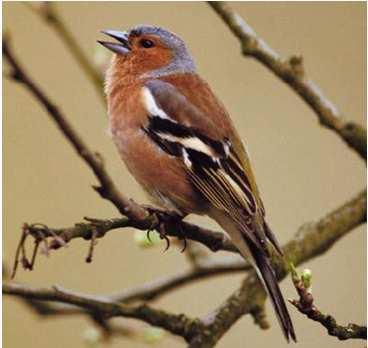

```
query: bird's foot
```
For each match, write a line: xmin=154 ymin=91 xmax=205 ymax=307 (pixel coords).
xmin=144 ymin=208 xmax=187 ymax=252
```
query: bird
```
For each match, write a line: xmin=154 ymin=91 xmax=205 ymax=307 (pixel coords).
xmin=98 ymin=24 xmax=296 ymax=342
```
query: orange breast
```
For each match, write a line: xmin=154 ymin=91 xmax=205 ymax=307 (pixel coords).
xmin=108 ymin=81 xmax=206 ymax=215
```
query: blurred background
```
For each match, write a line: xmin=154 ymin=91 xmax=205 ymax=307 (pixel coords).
xmin=3 ymin=2 xmax=366 ymax=348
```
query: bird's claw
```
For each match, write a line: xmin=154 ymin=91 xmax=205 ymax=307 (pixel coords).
xmin=158 ymin=222 xmax=171 ymax=252
xmin=143 ymin=206 xmax=187 ymax=253
xmin=146 ymin=229 xmax=153 ymax=243
xmin=180 ymin=237 xmax=187 ymax=253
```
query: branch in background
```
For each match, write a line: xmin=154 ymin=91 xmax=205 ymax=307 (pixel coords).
xmin=184 ymin=241 xmax=211 ymax=268
xmin=289 ymin=266 xmax=367 ymax=340
xmin=24 ymin=2 xmax=105 ymax=104
xmin=2 ymin=282 xmax=203 ymax=343
xmin=208 ymin=1 xmax=366 ymax=160
xmin=5 ymin=256 xmax=248 ymax=316
xmin=14 ymin=292 xmax=168 ymax=345
xmin=81 ymin=322 xmax=166 ymax=346
xmin=3 ymin=38 xmax=147 ymax=221
xmin=3 ymin=257 xmax=248 ymax=325
xmin=4 ymin=190 xmax=366 ymax=346
xmin=188 ymin=189 xmax=366 ymax=347
xmin=108 ymin=256 xmax=248 ymax=303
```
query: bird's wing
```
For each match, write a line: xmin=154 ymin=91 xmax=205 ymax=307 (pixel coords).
xmin=142 ymin=79 xmax=281 ymax=253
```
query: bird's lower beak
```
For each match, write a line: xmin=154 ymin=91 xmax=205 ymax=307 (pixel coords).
xmin=98 ymin=30 xmax=130 ymax=55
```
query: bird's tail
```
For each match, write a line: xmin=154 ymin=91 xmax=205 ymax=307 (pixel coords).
xmin=211 ymin=212 xmax=296 ymax=342
xmin=248 ymin=240 xmax=296 ymax=342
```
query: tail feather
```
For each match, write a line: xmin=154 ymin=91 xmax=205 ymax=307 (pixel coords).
xmin=210 ymin=211 xmax=296 ymax=342
xmin=249 ymin=242 xmax=297 ymax=342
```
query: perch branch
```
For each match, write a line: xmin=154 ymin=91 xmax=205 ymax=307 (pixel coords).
xmin=289 ymin=268 xmax=367 ymax=340
xmin=4 ymin=190 xmax=366 ymax=345
xmin=209 ymin=1 xmax=366 ymax=160
xmin=9 ymin=183 xmax=365 ymax=285
xmin=9 ymin=216 xmax=236 ymax=278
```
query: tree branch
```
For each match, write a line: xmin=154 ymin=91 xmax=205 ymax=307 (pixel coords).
xmin=188 ymin=189 xmax=366 ymax=347
xmin=289 ymin=267 xmax=367 ymax=340
xmin=3 ymin=37 xmax=148 ymax=221
xmin=208 ymin=1 xmax=366 ymax=160
xmin=109 ymin=256 xmax=248 ymax=303
xmin=9 ymin=215 xmax=237 ymax=278
xmin=10 ymin=184 xmax=365 ymax=307
xmin=4 ymin=257 xmax=248 ymax=321
xmin=24 ymin=2 xmax=105 ymax=104
xmin=3 ymin=256 xmax=248 ymax=328
xmin=4 ymin=190 xmax=366 ymax=346
xmin=3 ymin=282 xmax=202 ymax=342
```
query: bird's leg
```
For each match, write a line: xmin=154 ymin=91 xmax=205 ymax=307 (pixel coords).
xmin=141 ymin=204 xmax=169 ymax=244
xmin=144 ymin=208 xmax=187 ymax=252
xmin=140 ymin=204 xmax=188 ymax=251
xmin=159 ymin=211 xmax=187 ymax=252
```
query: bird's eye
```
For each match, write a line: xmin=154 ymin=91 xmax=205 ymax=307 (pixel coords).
xmin=140 ymin=39 xmax=154 ymax=48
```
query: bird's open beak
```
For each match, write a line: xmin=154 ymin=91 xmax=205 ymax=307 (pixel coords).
xmin=98 ymin=30 xmax=130 ymax=55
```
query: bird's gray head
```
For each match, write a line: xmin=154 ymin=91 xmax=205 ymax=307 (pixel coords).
xmin=99 ymin=25 xmax=196 ymax=78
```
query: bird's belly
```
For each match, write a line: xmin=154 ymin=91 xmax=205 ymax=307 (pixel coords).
xmin=111 ymin=127 xmax=207 ymax=215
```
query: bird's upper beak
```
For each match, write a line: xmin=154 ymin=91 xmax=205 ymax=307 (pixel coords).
xmin=98 ymin=30 xmax=130 ymax=55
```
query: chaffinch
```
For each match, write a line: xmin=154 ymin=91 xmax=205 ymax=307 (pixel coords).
xmin=99 ymin=25 xmax=296 ymax=342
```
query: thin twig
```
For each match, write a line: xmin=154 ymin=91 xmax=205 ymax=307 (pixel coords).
xmin=11 ymin=224 xmax=28 ymax=279
xmin=85 ymin=228 xmax=98 ymax=263
xmin=24 ymin=2 xmax=105 ymax=103
xmin=208 ymin=1 xmax=366 ymax=160
xmin=289 ymin=269 xmax=367 ymax=340
xmin=3 ymin=37 xmax=149 ymax=222
xmin=190 ymin=189 xmax=366 ymax=347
